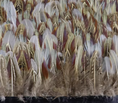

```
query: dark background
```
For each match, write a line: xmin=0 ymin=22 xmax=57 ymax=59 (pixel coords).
xmin=1 ymin=96 xmax=118 ymax=103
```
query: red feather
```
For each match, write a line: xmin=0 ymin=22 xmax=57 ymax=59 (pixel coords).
xmin=62 ymin=27 xmax=68 ymax=50
xmin=42 ymin=60 xmax=48 ymax=79
xmin=102 ymin=25 xmax=108 ymax=38
xmin=102 ymin=40 xmax=106 ymax=57
xmin=44 ymin=11 xmax=50 ymax=19
xmin=0 ymin=38 xmax=2 ymax=50
xmin=24 ymin=51 xmax=31 ymax=70
xmin=16 ymin=18 xmax=20 ymax=27
xmin=39 ymin=35 xmax=43 ymax=47
xmin=6 ymin=46 xmax=11 ymax=52
xmin=71 ymin=38 xmax=75 ymax=53
xmin=48 ymin=54 xmax=52 ymax=69
xmin=56 ymin=56 xmax=61 ymax=70
xmin=7 ymin=59 xmax=11 ymax=78
xmin=116 ymin=0 xmax=118 ymax=12
xmin=82 ymin=9 xmax=89 ymax=29
xmin=72 ymin=54 xmax=76 ymax=66
xmin=44 ymin=43 xmax=46 ymax=49
xmin=53 ymin=42 xmax=57 ymax=50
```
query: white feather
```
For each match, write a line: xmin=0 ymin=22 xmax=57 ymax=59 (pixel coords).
xmin=30 ymin=35 xmax=40 ymax=50
xmin=31 ymin=59 xmax=38 ymax=73
xmin=84 ymin=34 xmax=94 ymax=57
xmin=0 ymin=26 xmax=3 ymax=37
xmin=99 ymin=34 xmax=106 ymax=46
xmin=42 ymin=29 xmax=58 ymax=51
xmin=113 ymin=35 xmax=118 ymax=53
xmin=45 ymin=1 xmax=54 ymax=17
xmin=72 ymin=9 xmax=83 ymax=21
xmin=106 ymin=23 xmax=112 ymax=32
xmin=104 ymin=57 xmax=114 ymax=76
xmin=111 ymin=1 xmax=116 ymax=14
xmin=94 ymin=42 xmax=102 ymax=58
xmin=21 ymin=19 xmax=35 ymax=38
xmin=47 ymin=18 xmax=53 ymax=32
xmin=5 ymin=1 xmax=16 ymax=27
xmin=32 ymin=2 xmax=44 ymax=26
xmin=68 ymin=0 xmax=76 ymax=4
xmin=59 ymin=0 xmax=67 ymax=13
xmin=45 ymin=1 xmax=60 ymax=17
xmin=110 ymin=50 xmax=118 ymax=75
xmin=0 ymin=50 xmax=6 ymax=57
xmin=2 ymin=31 xmax=19 ymax=50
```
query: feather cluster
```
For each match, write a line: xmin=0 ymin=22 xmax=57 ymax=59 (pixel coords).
xmin=0 ymin=0 xmax=118 ymax=97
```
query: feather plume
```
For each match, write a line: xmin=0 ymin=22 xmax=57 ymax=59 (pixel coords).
xmin=0 ymin=0 xmax=118 ymax=97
